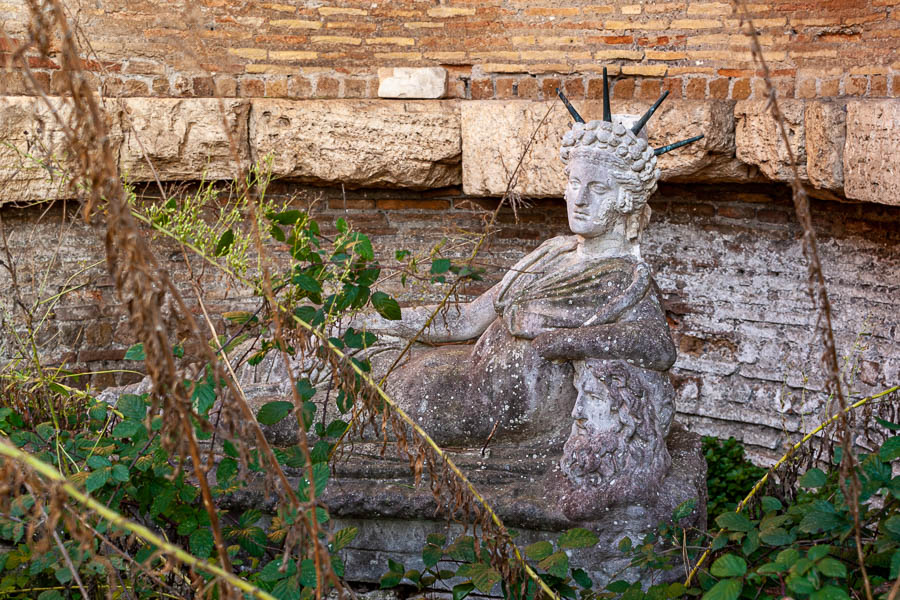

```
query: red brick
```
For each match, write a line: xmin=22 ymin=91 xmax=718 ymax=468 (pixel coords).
xmin=891 ymin=75 xmax=900 ymax=98
xmin=686 ymin=77 xmax=707 ymax=99
xmin=612 ymin=78 xmax=634 ymax=99
xmin=316 ymin=76 xmax=340 ymax=97
xmin=563 ymin=77 xmax=585 ymax=98
xmin=662 ymin=76 xmax=683 ymax=97
xmin=708 ymin=77 xmax=729 ymax=99
xmin=343 ymin=77 xmax=368 ymax=97
xmin=819 ymin=78 xmax=840 ymax=96
xmin=516 ymin=76 xmax=540 ymax=99
xmin=375 ymin=199 xmax=451 ymax=210
xmin=541 ymin=77 xmax=562 ymax=99
xmin=471 ymin=77 xmax=493 ymax=99
xmin=870 ymin=74 xmax=887 ymax=96
xmin=239 ymin=77 xmax=265 ymax=97
xmin=495 ymin=77 xmax=515 ymax=98
xmin=796 ymin=78 xmax=817 ymax=98
xmin=639 ymin=78 xmax=662 ymax=100
xmin=604 ymin=35 xmax=633 ymax=44
xmin=193 ymin=76 xmax=215 ymax=96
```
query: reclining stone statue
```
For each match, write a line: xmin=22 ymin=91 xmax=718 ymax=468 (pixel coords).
xmin=360 ymin=73 xmax=706 ymax=525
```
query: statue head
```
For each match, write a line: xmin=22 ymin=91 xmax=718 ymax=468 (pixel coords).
xmin=561 ymin=360 xmax=669 ymax=488
xmin=560 ymin=119 xmax=659 ymax=241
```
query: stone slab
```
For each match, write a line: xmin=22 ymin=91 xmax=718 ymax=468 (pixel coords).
xmin=735 ymin=99 xmax=807 ymax=183
xmin=844 ymin=100 xmax=900 ymax=206
xmin=378 ymin=67 xmax=447 ymax=99
xmin=250 ymin=99 xmax=462 ymax=189
xmin=805 ymin=100 xmax=846 ymax=192
xmin=461 ymin=99 xmax=749 ymax=198
xmin=118 ymin=98 xmax=251 ymax=182
xmin=0 ymin=96 xmax=122 ymax=201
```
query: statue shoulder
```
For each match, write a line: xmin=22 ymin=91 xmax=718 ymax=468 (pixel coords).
xmin=496 ymin=235 xmax=578 ymax=300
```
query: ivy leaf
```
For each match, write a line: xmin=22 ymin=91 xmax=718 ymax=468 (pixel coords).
xmin=215 ymin=229 xmax=234 ymax=256
xmin=702 ymin=577 xmax=742 ymax=600
xmin=189 ymin=528 xmax=214 ymax=559
xmin=525 ymin=540 xmax=553 ymax=561
xmin=715 ymin=512 xmax=752 ymax=532
xmin=124 ymin=343 xmax=145 ymax=361
xmin=371 ymin=291 xmax=401 ymax=320
xmin=538 ymin=551 xmax=569 ymax=579
xmin=798 ymin=468 xmax=827 ymax=488
xmin=710 ymin=554 xmax=747 ymax=577
xmin=558 ymin=527 xmax=599 ymax=549
xmin=257 ymin=401 xmax=294 ymax=426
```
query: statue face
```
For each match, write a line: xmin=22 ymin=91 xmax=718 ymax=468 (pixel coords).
xmin=564 ymin=159 xmax=621 ymax=237
xmin=571 ymin=364 xmax=615 ymax=435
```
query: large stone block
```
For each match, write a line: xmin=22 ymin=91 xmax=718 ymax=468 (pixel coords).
xmin=250 ymin=99 xmax=461 ymax=189
xmin=118 ymin=98 xmax=250 ymax=182
xmin=805 ymin=100 xmax=845 ymax=192
xmin=844 ymin=100 xmax=900 ymax=206
xmin=735 ymin=99 xmax=807 ymax=182
xmin=377 ymin=67 xmax=447 ymax=99
xmin=0 ymin=96 xmax=122 ymax=202
xmin=461 ymin=99 xmax=746 ymax=197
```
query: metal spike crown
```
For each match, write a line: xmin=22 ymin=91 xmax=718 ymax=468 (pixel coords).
xmin=556 ymin=67 xmax=704 ymax=156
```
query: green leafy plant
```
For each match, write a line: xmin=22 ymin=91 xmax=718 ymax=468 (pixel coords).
xmin=703 ymin=437 xmax=766 ymax=525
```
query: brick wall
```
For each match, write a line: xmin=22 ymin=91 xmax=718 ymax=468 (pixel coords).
xmin=2 ymin=1 xmax=899 ymax=101
xmin=1 ymin=183 xmax=897 ymax=463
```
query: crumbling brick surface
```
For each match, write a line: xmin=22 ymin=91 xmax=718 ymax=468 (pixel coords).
xmin=1 ymin=184 xmax=897 ymax=462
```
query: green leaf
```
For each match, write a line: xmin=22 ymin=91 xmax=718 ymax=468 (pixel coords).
xmin=215 ymin=229 xmax=234 ymax=256
xmin=884 ymin=515 xmax=900 ymax=537
xmin=558 ymin=527 xmax=599 ymax=549
xmin=54 ymin=566 xmax=72 ymax=584
xmin=710 ymin=554 xmax=747 ymax=577
xmin=217 ymin=457 xmax=237 ymax=483
xmin=111 ymin=464 xmax=130 ymax=482
xmin=426 ymin=533 xmax=446 ymax=546
xmin=189 ymin=528 xmax=214 ymax=559
xmin=816 ymin=557 xmax=847 ymax=578
xmin=124 ymin=343 xmax=145 ymax=361
xmin=300 ymin=558 xmax=317 ymax=588
xmin=466 ymin=563 xmax=502 ymax=593
xmin=890 ymin=549 xmax=900 ymax=578
xmin=525 ymin=540 xmax=553 ymax=561
xmin=112 ymin=419 xmax=143 ymax=438
xmin=332 ymin=527 xmax=358 ymax=551
xmin=300 ymin=401 xmax=316 ymax=431
xmin=880 ymin=436 xmax=900 ymax=462
xmin=324 ymin=420 xmax=349 ymax=438
xmin=446 ymin=536 xmax=476 ymax=562
xmin=807 ymin=545 xmax=832 ymax=561
xmin=371 ymin=291 xmax=401 ymax=320
xmin=538 ymin=551 xmax=569 ymax=579
xmin=741 ymin=528 xmax=759 ymax=556
xmin=349 ymin=232 xmax=374 ymax=261
xmin=86 ymin=455 xmax=111 ymax=469
xmin=701 ymin=577 xmax=742 ymax=600
xmin=259 ymin=558 xmax=296 ymax=582
xmin=118 ymin=394 xmax=147 ymax=420
xmin=571 ymin=568 xmax=592 ymax=589
xmin=876 ymin=417 xmax=900 ymax=431
xmin=452 ymin=582 xmax=475 ymax=600
xmin=271 ymin=210 xmax=303 ymax=225
xmin=295 ymin=379 xmax=316 ymax=401
xmin=292 ymin=273 xmax=322 ymax=294
xmin=606 ymin=581 xmax=630 ymax=594
xmin=810 ymin=586 xmax=850 ymax=600
xmin=798 ymin=467 xmax=827 ymax=488
xmin=380 ymin=572 xmax=402 ymax=589
xmin=715 ymin=512 xmax=752 ymax=532
xmin=430 ymin=258 xmax=451 ymax=274
xmin=759 ymin=527 xmax=792 ymax=546
xmin=618 ymin=536 xmax=632 ymax=553
xmin=86 ymin=468 xmax=109 ymax=492
xmin=761 ymin=496 xmax=782 ymax=513
xmin=799 ymin=501 xmax=844 ymax=534
xmin=422 ymin=544 xmax=442 ymax=568
xmin=673 ymin=498 xmax=696 ymax=520
xmin=257 ymin=401 xmax=294 ymax=425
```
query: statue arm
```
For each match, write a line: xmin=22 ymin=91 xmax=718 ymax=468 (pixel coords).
xmin=356 ymin=282 xmax=501 ymax=343
xmin=531 ymin=292 xmax=677 ymax=370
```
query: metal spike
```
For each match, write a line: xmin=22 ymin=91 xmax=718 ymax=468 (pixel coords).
xmin=631 ymin=90 xmax=669 ymax=135
xmin=556 ymin=88 xmax=584 ymax=124
xmin=602 ymin=67 xmax=612 ymax=122
xmin=654 ymin=134 xmax=704 ymax=156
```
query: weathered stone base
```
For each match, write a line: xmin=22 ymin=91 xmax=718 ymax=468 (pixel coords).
xmin=225 ymin=423 xmax=706 ymax=588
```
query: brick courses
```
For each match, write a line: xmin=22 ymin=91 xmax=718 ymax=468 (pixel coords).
xmin=1 ymin=1 xmax=899 ymax=100
xmin=1 ymin=184 xmax=896 ymax=462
